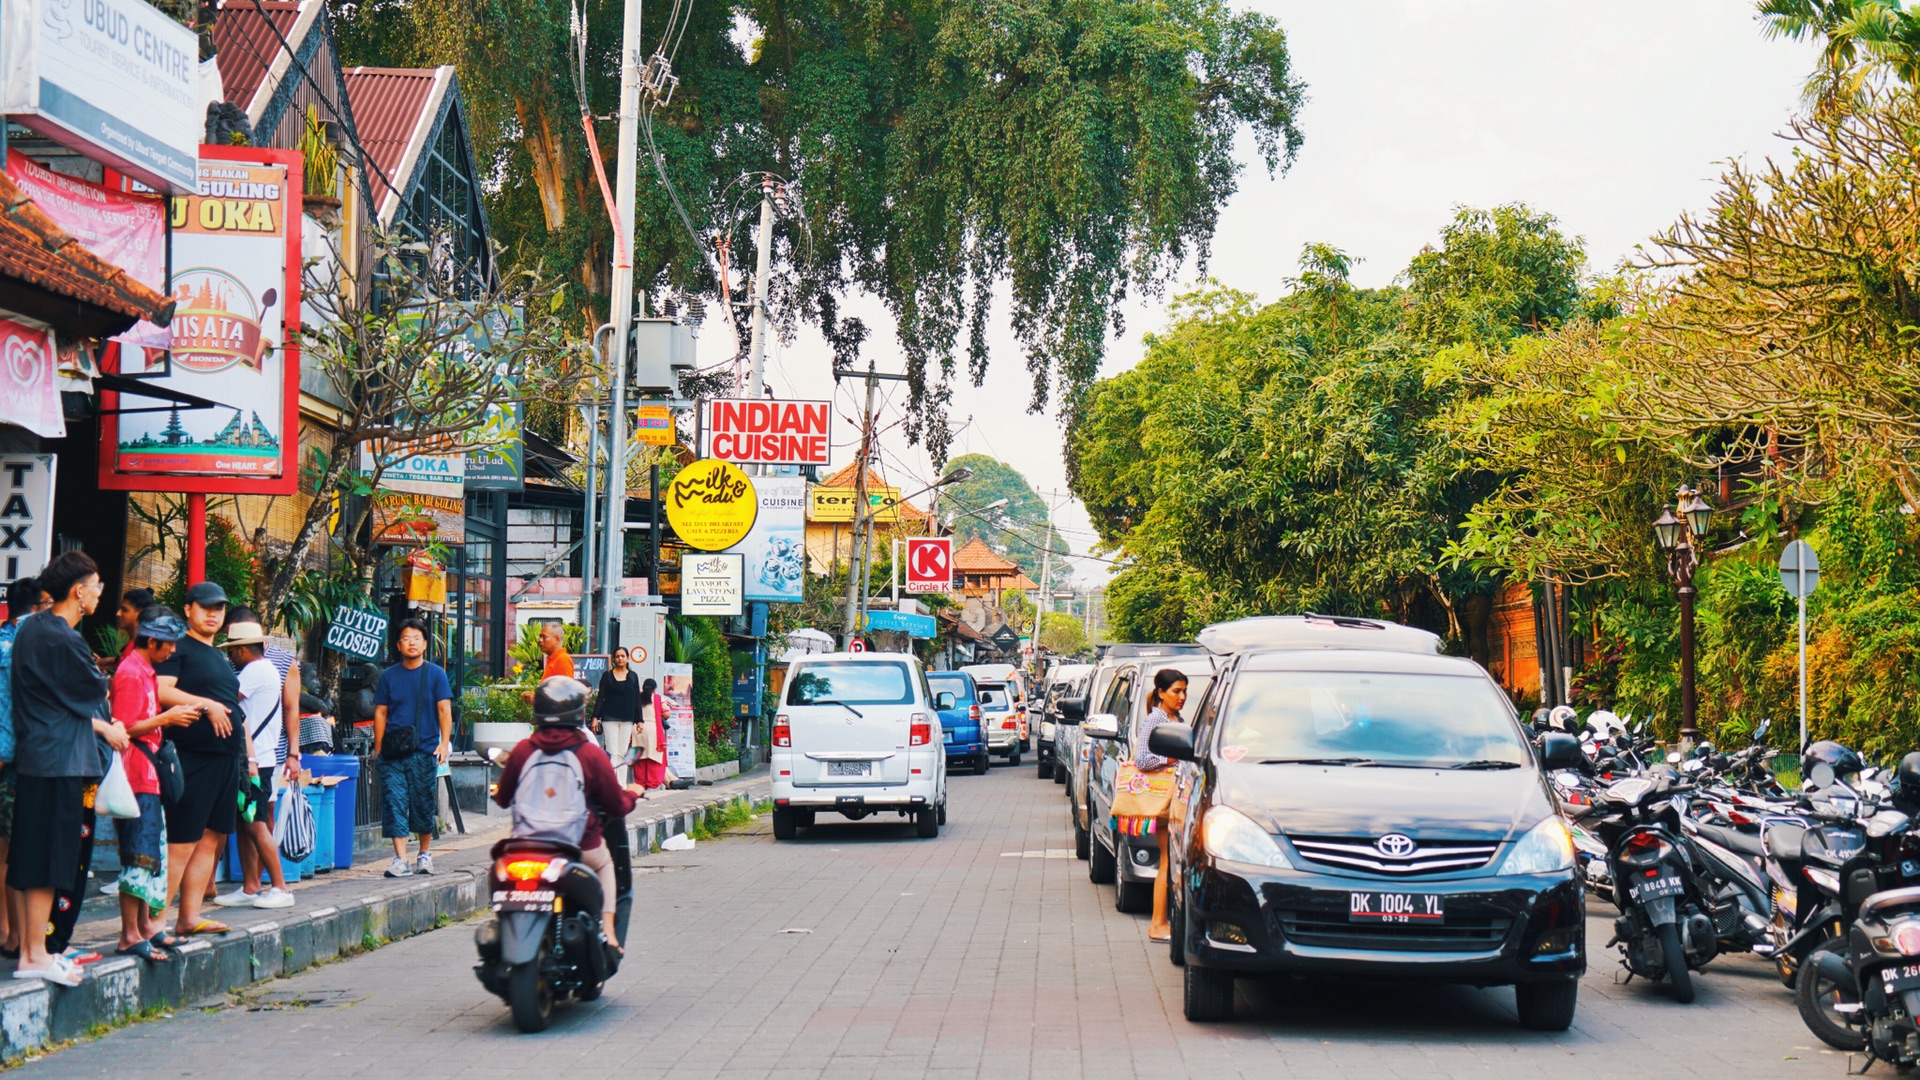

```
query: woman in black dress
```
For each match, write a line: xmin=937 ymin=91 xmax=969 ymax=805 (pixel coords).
xmin=592 ymin=647 xmax=640 ymax=784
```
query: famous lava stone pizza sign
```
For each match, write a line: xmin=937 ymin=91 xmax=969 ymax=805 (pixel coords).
xmin=665 ymin=459 xmax=759 ymax=551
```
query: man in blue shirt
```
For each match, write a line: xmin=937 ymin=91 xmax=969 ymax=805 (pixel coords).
xmin=372 ymin=619 xmax=452 ymax=878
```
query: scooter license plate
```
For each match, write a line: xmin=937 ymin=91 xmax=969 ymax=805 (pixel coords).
xmin=1881 ymin=963 xmax=1920 ymax=995
xmin=1348 ymin=891 xmax=1444 ymax=924
xmin=1628 ymin=876 xmax=1685 ymax=903
xmin=492 ymin=889 xmax=559 ymax=912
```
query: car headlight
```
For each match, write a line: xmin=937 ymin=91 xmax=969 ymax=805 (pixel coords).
xmin=1202 ymin=805 xmax=1293 ymax=870
xmin=1502 ymin=817 xmax=1575 ymax=875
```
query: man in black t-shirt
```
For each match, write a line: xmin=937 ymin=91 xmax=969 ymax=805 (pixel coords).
xmin=155 ymin=581 xmax=245 ymax=937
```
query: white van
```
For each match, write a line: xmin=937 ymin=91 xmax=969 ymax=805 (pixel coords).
xmin=771 ymin=652 xmax=950 ymax=840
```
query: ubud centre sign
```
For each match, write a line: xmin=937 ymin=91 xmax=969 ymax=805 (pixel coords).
xmin=700 ymin=398 xmax=831 ymax=466
xmin=665 ymin=458 xmax=758 ymax=551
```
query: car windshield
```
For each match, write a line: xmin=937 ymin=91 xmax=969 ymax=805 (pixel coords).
xmin=1219 ymin=670 xmax=1529 ymax=768
xmin=787 ymin=662 xmax=915 ymax=706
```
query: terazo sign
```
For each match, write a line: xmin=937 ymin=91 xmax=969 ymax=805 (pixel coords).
xmin=702 ymin=399 xmax=831 ymax=466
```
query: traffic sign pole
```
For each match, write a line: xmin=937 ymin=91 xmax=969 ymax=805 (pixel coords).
xmin=1779 ymin=540 xmax=1821 ymax=755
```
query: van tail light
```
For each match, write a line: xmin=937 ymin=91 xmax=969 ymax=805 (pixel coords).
xmin=910 ymin=713 xmax=932 ymax=747
xmin=773 ymin=714 xmax=791 ymax=748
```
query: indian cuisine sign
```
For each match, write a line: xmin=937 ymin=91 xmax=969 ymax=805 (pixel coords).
xmin=700 ymin=398 xmax=831 ymax=466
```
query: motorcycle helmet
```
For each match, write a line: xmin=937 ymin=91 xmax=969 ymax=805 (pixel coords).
xmin=1531 ymin=707 xmax=1553 ymax=731
xmin=532 ymin=676 xmax=590 ymax=726
xmin=1586 ymin=710 xmax=1625 ymax=740
xmin=1894 ymin=751 xmax=1920 ymax=815
xmin=1548 ymin=705 xmax=1578 ymax=733
xmin=1802 ymin=740 xmax=1864 ymax=789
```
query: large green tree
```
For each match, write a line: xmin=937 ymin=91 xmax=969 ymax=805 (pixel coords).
xmin=940 ymin=453 xmax=1069 ymax=585
xmin=1069 ymin=206 xmax=1591 ymax=648
xmin=336 ymin=0 xmax=1307 ymax=455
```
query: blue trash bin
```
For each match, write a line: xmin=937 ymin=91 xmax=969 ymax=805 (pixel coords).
xmin=306 ymin=755 xmax=361 ymax=869
xmin=309 ymin=783 xmax=336 ymax=873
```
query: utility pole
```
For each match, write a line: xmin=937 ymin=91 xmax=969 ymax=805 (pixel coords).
xmin=597 ymin=0 xmax=643 ymax=653
xmin=833 ymin=361 xmax=913 ymax=647
xmin=1036 ymin=489 xmax=1061 ymax=616
xmin=744 ymin=179 xmax=774 ymax=400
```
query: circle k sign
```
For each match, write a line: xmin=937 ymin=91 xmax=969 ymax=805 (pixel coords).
xmin=905 ymin=537 xmax=953 ymax=594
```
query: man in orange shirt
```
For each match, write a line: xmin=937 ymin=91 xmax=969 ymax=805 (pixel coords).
xmin=539 ymin=624 xmax=575 ymax=680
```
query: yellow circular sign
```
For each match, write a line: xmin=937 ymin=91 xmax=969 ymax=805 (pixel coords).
xmin=665 ymin=458 xmax=758 ymax=551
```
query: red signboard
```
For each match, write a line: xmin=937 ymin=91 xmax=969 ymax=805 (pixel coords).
xmin=905 ymin=537 xmax=953 ymax=594
xmin=97 ymin=146 xmax=301 ymax=495
xmin=702 ymin=398 xmax=831 ymax=466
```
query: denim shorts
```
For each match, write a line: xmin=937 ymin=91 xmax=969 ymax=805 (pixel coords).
xmin=378 ymin=753 xmax=437 ymax=839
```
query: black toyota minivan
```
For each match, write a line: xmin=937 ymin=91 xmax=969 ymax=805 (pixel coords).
xmin=1150 ymin=615 xmax=1587 ymax=1028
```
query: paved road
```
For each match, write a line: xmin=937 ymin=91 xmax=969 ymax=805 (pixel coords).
xmin=22 ymin=763 xmax=1850 ymax=1079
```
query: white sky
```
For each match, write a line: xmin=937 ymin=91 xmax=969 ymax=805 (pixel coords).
xmin=700 ymin=1 xmax=1816 ymax=588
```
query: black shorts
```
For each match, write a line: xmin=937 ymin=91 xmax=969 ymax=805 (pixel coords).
xmin=8 ymin=775 xmax=87 ymax=891
xmin=167 ymin=751 xmax=241 ymax=844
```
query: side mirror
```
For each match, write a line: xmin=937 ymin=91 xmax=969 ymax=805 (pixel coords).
xmin=1059 ymin=695 xmax=1087 ymax=722
xmin=1538 ymin=733 xmax=1584 ymax=772
xmin=1084 ymin=713 xmax=1121 ymax=740
xmin=934 ymin=691 xmax=956 ymax=711
xmin=1147 ymin=722 xmax=1196 ymax=762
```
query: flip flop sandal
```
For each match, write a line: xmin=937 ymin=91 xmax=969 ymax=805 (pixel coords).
xmin=148 ymin=932 xmax=185 ymax=949
xmin=116 ymin=941 xmax=172 ymax=964
xmin=179 ymin=920 xmax=231 ymax=937
xmin=63 ymin=949 xmax=103 ymax=965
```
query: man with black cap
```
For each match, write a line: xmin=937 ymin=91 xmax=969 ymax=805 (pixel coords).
xmin=154 ymin=582 xmax=245 ymax=937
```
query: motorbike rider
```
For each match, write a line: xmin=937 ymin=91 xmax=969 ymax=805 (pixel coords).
xmin=492 ymin=677 xmax=642 ymax=950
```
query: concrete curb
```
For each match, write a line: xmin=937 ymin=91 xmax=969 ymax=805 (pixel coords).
xmin=0 ymin=779 xmax=766 ymax=1062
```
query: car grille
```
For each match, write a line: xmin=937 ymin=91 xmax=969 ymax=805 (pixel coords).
xmin=1288 ymin=835 xmax=1500 ymax=876
xmin=1278 ymin=912 xmax=1512 ymax=953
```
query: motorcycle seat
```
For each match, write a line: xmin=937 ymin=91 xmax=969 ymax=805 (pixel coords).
xmin=1693 ymin=820 xmax=1765 ymax=859
xmin=1765 ymin=822 xmax=1806 ymax=864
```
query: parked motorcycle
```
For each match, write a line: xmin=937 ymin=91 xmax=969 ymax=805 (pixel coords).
xmin=1572 ymin=768 xmax=1718 ymax=1002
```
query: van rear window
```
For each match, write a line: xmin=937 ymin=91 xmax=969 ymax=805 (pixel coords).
xmin=788 ymin=662 xmax=915 ymax=706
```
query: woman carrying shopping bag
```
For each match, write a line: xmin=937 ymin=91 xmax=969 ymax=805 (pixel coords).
xmin=630 ymin=678 xmax=669 ymax=791
xmin=592 ymin=647 xmax=640 ymax=785
xmin=1111 ymin=668 xmax=1188 ymax=942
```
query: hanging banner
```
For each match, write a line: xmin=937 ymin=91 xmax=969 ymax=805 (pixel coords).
xmin=322 ymin=606 xmax=388 ymax=661
xmin=99 ymin=147 xmax=301 ymax=495
xmin=0 ymin=319 xmax=62 ymax=439
xmin=665 ymin=458 xmax=757 ymax=551
xmin=0 ymin=0 xmax=200 ymax=193
xmin=681 ymin=552 xmax=744 ymax=616
xmin=6 ymin=151 xmax=167 ymax=350
xmin=731 ymin=475 xmax=806 ymax=603
xmin=662 ymin=662 xmax=696 ymax=777
xmin=456 ymin=305 xmax=523 ymax=490
xmin=359 ymin=441 xmax=466 ymax=497
xmin=0 ymin=454 xmax=56 ymax=581
xmin=700 ymin=398 xmax=831 ymax=466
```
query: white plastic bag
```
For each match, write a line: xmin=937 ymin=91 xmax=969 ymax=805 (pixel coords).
xmin=276 ymin=783 xmax=317 ymax=863
xmin=97 ymin=752 xmax=140 ymax=820
xmin=660 ymin=833 xmax=695 ymax=851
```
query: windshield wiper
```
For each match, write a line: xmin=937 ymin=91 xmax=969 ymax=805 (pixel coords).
xmin=1258 ymin=757 xmax=1375 ymax=767
xmin=812 ymin=699 xmax=865 ymax=719
xmin=1448 ymin=759 xmax=1523 ymax=770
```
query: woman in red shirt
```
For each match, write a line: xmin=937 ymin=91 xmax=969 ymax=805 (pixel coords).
xmin=108 ymin=609 xmax=199 ymax=962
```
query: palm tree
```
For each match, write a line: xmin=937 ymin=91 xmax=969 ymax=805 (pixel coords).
xmin=1759 ymin=0 xmax=1920 ymax=105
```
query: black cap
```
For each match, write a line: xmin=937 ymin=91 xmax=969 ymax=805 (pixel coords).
xmin=182 ymin=581 xmax=228 ymax=608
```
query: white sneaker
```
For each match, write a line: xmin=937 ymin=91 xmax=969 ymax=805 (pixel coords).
xmin=415 ymin=852 xmax=433 ymax=876
xmin=384 ymin=857 xmax=412 ymax=878
xmin=213 ymin=888 xmax=257 ymax=907
xmin=252 ymin=887 xmax=295 ymax=909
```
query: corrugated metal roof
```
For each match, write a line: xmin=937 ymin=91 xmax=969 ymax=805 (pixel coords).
xmin=213 ymin=1 xmax=305 ymax=115
xmin=342 ymin=66 xmax=445 ymax=223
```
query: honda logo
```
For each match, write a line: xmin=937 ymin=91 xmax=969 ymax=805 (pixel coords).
xmin=1375 ymin=833 xmax=1417 ymax=858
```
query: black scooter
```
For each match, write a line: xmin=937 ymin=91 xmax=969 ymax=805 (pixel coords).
xmin=1574 ymin=768 xmax=1715 ymax=1002
xmin=474 ymin=808 xmax=633 ymax=1032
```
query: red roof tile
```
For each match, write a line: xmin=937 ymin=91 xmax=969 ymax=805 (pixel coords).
xmin=0 ymin=172 xmax=176 ymax=328
xmin=342 ymin=66 xmax=445 ymax=222
xmin=953 ymin=537 xmax=1019 ymax=575
xmin=213 ymin=1 xmax=305 ymax=115
xmin=815 ymin=463 xmax=929 ymax=522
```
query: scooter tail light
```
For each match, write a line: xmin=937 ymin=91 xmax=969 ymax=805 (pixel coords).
xmin=1893 ymin=921 xmax=1920 ymax=956
xmin=502 ymin=859 xmax=551 ymax=882
xmin=1625 ymin=831 xmax=1665 ymax=851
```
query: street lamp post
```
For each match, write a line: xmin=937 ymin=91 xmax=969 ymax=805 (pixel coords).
xmin=1653 ymin=484 xmax=1714 ymax=750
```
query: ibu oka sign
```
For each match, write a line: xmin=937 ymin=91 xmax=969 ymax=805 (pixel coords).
xmin=701 ymin=398 xmax=831 ymax=467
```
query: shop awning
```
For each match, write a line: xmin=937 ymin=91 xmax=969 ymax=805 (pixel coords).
xmin=0 ymin=171 xmax=176 ymax=340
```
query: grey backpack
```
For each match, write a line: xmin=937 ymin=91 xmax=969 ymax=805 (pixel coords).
xmin=511 ymin=748 xmax=589 ymax=845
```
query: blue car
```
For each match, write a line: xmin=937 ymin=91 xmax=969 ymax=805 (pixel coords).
xmin=928 ymin=670 xmax=988 ymax=775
